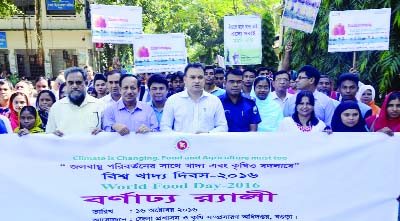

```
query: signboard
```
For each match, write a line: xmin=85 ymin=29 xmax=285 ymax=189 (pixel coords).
xmin=224 ymin=15 xmax=262 ymax=65
xmin=133 ymin=33 xmax=187 ymax=73
xmin=281 ymin=0 xmax=321 ymax=33
xmin=328 ymin=8 xmax=391 ymax=52
xmin=0 ymin=32 xmax=7 ymax=48
xmin=46 ymin=0 xmax=75 ymax=11
xmin=90 ymin=4 xmax=142 ymax=44
xmin=0 ymin=133 xmax=399 ymax=221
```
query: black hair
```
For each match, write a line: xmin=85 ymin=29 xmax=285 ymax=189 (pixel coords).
xmin=273 ymin=70 xmax=290 ymax=81
xmin=204 ymin=65 xmax=215 ymax=73
xmin=215 ymin=68 xmax=225 ymax=75
xmin=105 ymin=69 xmax=122 ymax=81
xmin=337 ymin=73 xmax=359 ymax=88
xmin=243 ymin=68 xmax=257 ymax=76
xmin=35 ymin=90 xmax=56 ymax=110
xmin=225 ymin=68 xmax=243 ymax=79
xmin=184 ymin=63 xmax=204 ymax=76
xmin=20 ymin=106 xmax=38 ymax=120
xmin=87 ymin=87 xmax=98 ymax=97
xmin=171 ymin=71 xmax=184 ymax=81
xmin=93 ymin=74 xmax=106 ymax=84
xmin=253 ymin=76 xmax=271 ymax=90
xmin=147 ymin=74 xmax=168 ymax=88
xmin=119 ymin=74 xmax=141 ymax=88
xmin=387 ymin=91 xmax=400 ymax=106
xmin=292 ymin=90 xmax=319 ymax=126
xmin=59 ymin=82 xmax=66 ymax=100
xmin=298 ymin=65 xmax=321 ymax=86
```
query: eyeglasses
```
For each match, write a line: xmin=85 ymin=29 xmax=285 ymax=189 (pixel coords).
xmin=275 ymin=78 xmax=289 ymax=82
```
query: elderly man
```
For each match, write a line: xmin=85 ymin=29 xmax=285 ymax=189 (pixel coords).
xmin=160 ymin=63 xmax=228 ymax=133
xmin=46 ymin=67 xmax=104 ymax=136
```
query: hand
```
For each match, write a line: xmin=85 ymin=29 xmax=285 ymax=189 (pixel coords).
xmin=285 ymin=40 xmax=293 ymax=52
xmin=91 ymin=128 xmax=102 ymax=135
xmin=113 ymin=123 xmax=130 ymax=136
xmin=18 ymin=128 xmax=30 ymax=137
xmin=377 ymin=127 xmax=394 ymax=136
xmin=53 ymin=130 xmax=64 ymax=137
xmin=136 ymin=125 xmax=152 ymax=134
xmin=323 ymin=129 xmax=332 ymax=135
xmin=349 ymin=68 xmax=358 ymax=74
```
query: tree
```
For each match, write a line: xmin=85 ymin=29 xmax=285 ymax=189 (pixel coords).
xmin=0 ymin=0 xmax=21 ymax=18
xmin=287 ymin=0 xmax=400 ymax=95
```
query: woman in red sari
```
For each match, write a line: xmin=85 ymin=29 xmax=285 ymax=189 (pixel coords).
xmin=366 ymin=91 xmax=400 ymax=136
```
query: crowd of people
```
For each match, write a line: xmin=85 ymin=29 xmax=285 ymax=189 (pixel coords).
xmin=0 ymin=62 xmax=399 ymax=136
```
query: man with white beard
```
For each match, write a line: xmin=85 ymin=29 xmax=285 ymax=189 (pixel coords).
xmin=46 ymin=67 xmax=104 ymax=136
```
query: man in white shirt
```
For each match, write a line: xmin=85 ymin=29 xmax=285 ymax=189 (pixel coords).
xmin=270 ymin=70 xmax=293 ymax=109
xmin=46 ymin=67 xmax=104 ymax=136
xmin=101 ymin=70 xmax=121 ymax=106
xmin=160 ymin=63 xmax=228 ymax=133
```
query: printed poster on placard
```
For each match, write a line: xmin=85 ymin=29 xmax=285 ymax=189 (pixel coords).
xmin=281 ymin=0 xmax=321 ymax=33
xmin=224 ymin=15 xmax=262 ymax=65
xmin=133 ymin=33 xmax=187 ymax=73
xmin=0 ymin=133 xmax=399 ymax=221
xmin=328 ymin=8 xmax=391 ymax=52
xmin=90 ymin=4 xmax=142 ymax=44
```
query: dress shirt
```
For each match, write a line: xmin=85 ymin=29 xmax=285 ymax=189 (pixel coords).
xmin=269 ymin=91 xmax=293 ymax=110
xmin=102 ymin=100 xmax=158 ymax=132
xmin=160 ymin=90 xmax=228 ymax=133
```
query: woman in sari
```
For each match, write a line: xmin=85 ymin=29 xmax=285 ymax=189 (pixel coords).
xmin=366 ymin=91 xmax=400 ymax=136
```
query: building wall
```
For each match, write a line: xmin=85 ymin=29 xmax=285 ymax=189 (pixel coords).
xmin=0 ymin=0 xmax=93 ymax=78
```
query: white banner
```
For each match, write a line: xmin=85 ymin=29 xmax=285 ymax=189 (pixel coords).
xmin=281 ymin=0 xmax=321 ymax=33
xmin=328 ymin=8 xmax=391 ymax=52
xmin=224 ymin=16 xmax=262 ymax=65
xmin=0 ymin=133 xmax=399 ymax=221
xmin=90 ymin=4 xmax=142 ymax=44
xmin=133 ymin=33 xmax=187 ymax=74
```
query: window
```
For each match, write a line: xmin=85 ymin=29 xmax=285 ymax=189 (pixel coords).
xmin=14 ymin=0 xmax=35 ymax=15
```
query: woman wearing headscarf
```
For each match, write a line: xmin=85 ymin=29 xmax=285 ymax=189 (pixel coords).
xmin=356 ymin=85 xmax=380 ymax=115
xmin=8 ymin=92 xmax=30 ymax=130
xmin=366 ymin=91 xmax=400 ymax=136
xmin=331 ymin=101 xmax=368 ymax=132
xmin=279 ymin=90 xmax=326 ymax=132
xmin=252 ymin=76 xmax=283 ymax=132
xmin=36 ymin=90 xmax=56 ymax=130
xmin=14 ymin=106 xmax=44 ymax=136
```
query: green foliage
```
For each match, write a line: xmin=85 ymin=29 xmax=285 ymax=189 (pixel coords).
xmin=288 ymin=0 xmax=400 ymax=94
xmin=0 ymin=0 xmax=21 ymax=18
xmin=261 ymin=11 xmax=279 ymax=70
xmin=91 ymin=0 xmax=280 ymax=66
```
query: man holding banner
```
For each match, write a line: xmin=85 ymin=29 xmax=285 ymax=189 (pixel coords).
xmin=160 ymin=63 xmax=228 ymax=133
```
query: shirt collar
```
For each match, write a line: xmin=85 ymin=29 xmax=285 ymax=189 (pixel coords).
xmin=179 ymin=89 xmax=210 ymax=98
xmin=117 ymin=99 xmax=143 ymax=111
xmin=60 ymin=94 xmax=97 ymax=106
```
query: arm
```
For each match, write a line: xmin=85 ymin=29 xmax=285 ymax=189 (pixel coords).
xmin=249 ymin=124 xmax=258 ymax=132
xmin=281 ymin=41 xmax=292 ymax=71
xmin=101 ymin=105 xmax=116 ymax=132
xmin=160 ymin=98 xmax=174 ymax=132
xmin=210 ymin=99 xmax=228 ymax=133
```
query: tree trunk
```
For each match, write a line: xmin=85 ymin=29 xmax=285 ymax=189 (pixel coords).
xmin=35 ymin=0 xmax=45 ymax=67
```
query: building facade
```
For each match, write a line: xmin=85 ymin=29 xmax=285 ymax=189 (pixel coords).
xmin=0 ymin=0 xmax=94 ymax=79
